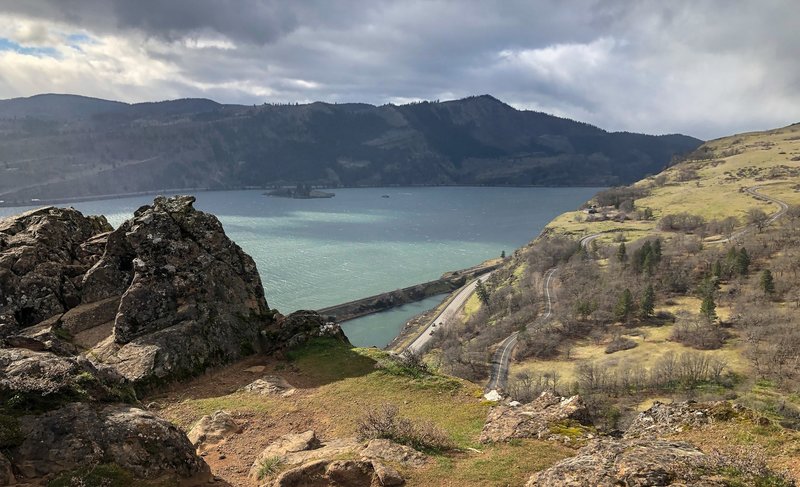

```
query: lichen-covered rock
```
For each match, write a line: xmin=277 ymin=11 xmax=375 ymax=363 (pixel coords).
xmin=526 ymin=438 xmax=720 ymax=487
xmin=187 ymin=409 xmax=241 ymax=450
xmin=480 ymin=391 xmax=593 ymax=443
xmin=7 ymin=402 xmax=210 ymax=482
xmin=0 ymin=206 xmax=111 ymax=334
xmin=0 ymin=348 xmax=130 ymax=409
xmin=624 ymin=400 xmax=748 ymax=439
xmin=80 ymin=195 xmax=273 ymax=386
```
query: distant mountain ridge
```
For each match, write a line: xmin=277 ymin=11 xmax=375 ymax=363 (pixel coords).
xmin=0 ymin=93 xmax=702 ymax=203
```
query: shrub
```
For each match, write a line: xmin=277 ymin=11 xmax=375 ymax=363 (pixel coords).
xmin=356 ymin=404 xmax=454 ymax=452
xmin=256 ymin=456 xmax=283 ymax=480
xmin=605 ymin=336 xmax=637 ymax=354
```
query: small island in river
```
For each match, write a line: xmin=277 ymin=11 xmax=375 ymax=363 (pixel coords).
xmin=265 ymin=184 xmax=335 ymax=199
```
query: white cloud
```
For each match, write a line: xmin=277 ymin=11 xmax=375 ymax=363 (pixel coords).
xmin=0 ymin=2 xmax=798 ymax=139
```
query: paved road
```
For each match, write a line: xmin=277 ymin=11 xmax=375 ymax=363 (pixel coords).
xmin=485 ymin=267 xmax=557 ymax=392
xmin=580 ymin=232 xmax=602 ymax=249
xmin=707 ymin=185 xmax=790 ymax=244
xmin=404 ymin=272 xmax=493 ymax=355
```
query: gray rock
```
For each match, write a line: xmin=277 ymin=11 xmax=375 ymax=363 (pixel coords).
xmin=187 ymin=410 xmax=241 ymax=450
xmin=8 ymin=402 xmax=210 ymax=482
xmin=625 ymin=400 xmax=747 ymax=439
xmin=480 ymin=391 xmax=593 ymax=443
xmin=0 ymin=206 xmax=111 ymax=332
xmin=527 ymin=438 xmax=723 ymax=487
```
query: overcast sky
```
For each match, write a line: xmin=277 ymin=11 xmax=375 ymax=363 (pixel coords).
xmin=0 ymin=0 xmax=797 ymax=139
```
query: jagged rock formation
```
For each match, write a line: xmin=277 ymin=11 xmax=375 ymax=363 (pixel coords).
xmin=0 ymin=197 xmax=349 ymax=484
xmin=480 ymin=391 xmax=593 ymax=444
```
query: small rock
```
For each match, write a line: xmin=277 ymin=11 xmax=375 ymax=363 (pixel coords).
xmin=244 ymin=365 xmax=267 ymax=373
xmin=187 ymin=410 xmax=241 ymax=450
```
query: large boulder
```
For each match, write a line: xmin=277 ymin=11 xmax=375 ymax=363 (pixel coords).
xmin=0 ymin=206 xmax=111 ymax=335
xmin=480 ymin=391 xmax=593 ymax=444
xmin=7 ymin=402 xmax=210 ymax=483
xmin=526 ymin=438 xmax=718 ymax=487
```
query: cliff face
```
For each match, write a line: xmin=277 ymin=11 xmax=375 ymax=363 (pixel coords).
xmin=0 ymin=94 xmax=702 ymax=203
xmin=0 ymin=196 xmax=347 ymax=485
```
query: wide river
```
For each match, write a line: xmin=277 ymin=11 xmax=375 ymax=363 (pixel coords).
xmin=0 ymin=187 xmax=599 ymax=347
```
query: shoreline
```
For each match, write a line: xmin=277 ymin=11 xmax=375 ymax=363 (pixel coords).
xmin=0 ymin=183 xmax=605 ymax=208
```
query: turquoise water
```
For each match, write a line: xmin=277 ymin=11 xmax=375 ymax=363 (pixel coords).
xmin=340 ymin=294 xmax=448 ymax=348
xmin=0 ymin=186 xmax=599 ymax=346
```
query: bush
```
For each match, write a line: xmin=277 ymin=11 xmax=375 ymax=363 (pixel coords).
xmin=356 ymin=404 xmax=454 ymax=452
xmin=605 ymin=336 xmax=637 ymax=354
xmin=658 ymin=213 xmax=706 ymax=232
xmin=256 ymin=456 xmax=283 ymax=480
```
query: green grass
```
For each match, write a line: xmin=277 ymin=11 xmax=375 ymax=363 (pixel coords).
xmin=255 ymin=456 xmax=283 ymax=481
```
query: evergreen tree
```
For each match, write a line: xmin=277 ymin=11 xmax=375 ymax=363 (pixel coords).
xmin=616 ymin=242 xmax=627 ymax=262
xmin=735 ymin=247 xmax=751 ymax=276
xmin=760 ymin=269 xmax=775 ymax=296
xmin=475 ymin=280 xmax=491 ymax=307
xmin=711 ymin=259 xmax=722 ymax=279
xmin=700 ymin=294 xmax=717 ymax=322
xmin=500 ymin=250 xmax=506 ymax=259
xmin=639 ymin=284 xmax=655 ymax=319
xmin=614 ymin=288 xmax=633 ymax=322
xmin=652 ymin=238 xmax=662 ymax=260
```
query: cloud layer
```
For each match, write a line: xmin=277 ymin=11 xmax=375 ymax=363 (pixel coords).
xmin=0 ymin=0 xmax=798 ymax=139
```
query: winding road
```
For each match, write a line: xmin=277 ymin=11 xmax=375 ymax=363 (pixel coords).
xmin=485 ymin=267 xmax=557 ymax=392
xmin=708 ymin=185 xmax=790 ymax=244
xmin=404 ymin=272 xmax=494 ymax=355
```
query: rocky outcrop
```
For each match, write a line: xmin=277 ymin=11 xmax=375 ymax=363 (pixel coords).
xmin=625 ymin=400 xmax=749 ymax=439
xmin=0 ymin=197 xmax=352 ymax=484
xmin=7 ymin=402 xmax=211 ymax=483
xmin=480 ymin=391 xmax=593 ymax=444
xmin=188 ymin=409 xmax=242 ymax=451
xmin=266 ymin=459 xmax=404 ymax=487
xmin=81 ymin=195 xmax=273 ymax=385
xmin=526 ymin=438 xmax=718 ymax=487
xmin=0 ymin=206 xmax=111 ymax=336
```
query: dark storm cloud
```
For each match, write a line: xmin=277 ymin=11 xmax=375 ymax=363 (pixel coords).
xmin=0 ymin=0 xmax=798 ymax=139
